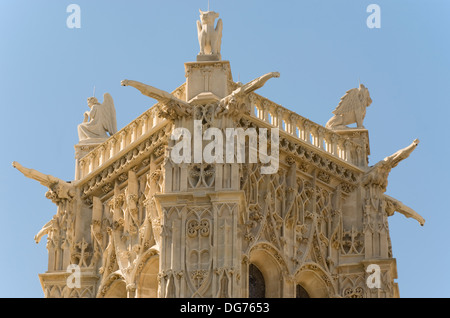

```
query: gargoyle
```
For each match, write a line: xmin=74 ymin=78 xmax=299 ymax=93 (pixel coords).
xmin=121 ymin=79 xmax=192 ymax=120
xmin=34 ymin=217 xmax=55 ymax=243
xmin=12 ymin=161 xmax=75 ymax=201
xmin=362 ymin=139 xmax=423 ymax=226
xmin=326 ymin=84 xmax=372 ymax=130
xmin=384 ymin=194 xmax=425 ymax=226
xmin=12 ymin=161 xmax=75 ymax=244
xmin=216 ymin=72 xmax=280 ymax=117
xmin=362 ymin=139 xmax=419 ymax=192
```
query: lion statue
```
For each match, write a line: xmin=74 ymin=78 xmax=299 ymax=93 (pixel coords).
xmin=325 ymin=84 xmax=372 ymax=130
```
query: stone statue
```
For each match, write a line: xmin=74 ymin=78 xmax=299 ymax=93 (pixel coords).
xmin=121 ymin=79 xmax=192 ymax=120
xmin=325 ymin=84 xmax=372 ymax=130
xmin=78 ymin=93 xmax=117 ymax=142
xmin=197 ymin=10 xmax=223 ymax=59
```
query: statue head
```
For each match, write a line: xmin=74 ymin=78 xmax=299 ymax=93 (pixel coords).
xmin=87 ymin=97 xmax=99 ymax=108
xmin=199 ymin=9 xmax=219 ymax=25
xmin=358 ymin=84 xmax=372 ymax=107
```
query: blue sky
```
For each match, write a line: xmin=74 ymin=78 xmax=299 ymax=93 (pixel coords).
xmin=0 ymin=0 xmax=448 ymax=298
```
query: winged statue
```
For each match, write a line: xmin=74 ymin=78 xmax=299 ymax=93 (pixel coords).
xmin=326 ymin=84 xmax=372 ymax=130
xmin=78 ymin=93 xmax=118 ymax=142
xmin=197 ymin=10 xmax=223 ymax=57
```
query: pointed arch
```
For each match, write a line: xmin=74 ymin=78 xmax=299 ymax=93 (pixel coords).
xmin=248 ymin=243 xmax=287 ymax=298
xmin=96 ymin=271 xmax=127 ymax=298
xmin=132 ymin=247 xmax=160 ymax=298
xmin=294 ymin=263 xmax=335 ymax=298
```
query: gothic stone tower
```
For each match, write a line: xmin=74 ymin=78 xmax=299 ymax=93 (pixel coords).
xmin=14 ymin=10 xmax=423 ymax=298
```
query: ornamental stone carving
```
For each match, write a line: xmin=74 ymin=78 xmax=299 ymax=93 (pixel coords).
xmin=13 ymin=8 xmax=423 ymax=299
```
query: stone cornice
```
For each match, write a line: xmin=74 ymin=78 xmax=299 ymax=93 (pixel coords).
xmin=247 ymin=91 xmax=368 ymax=168
xmin=241 ymin=113 xmax=363 ymax=186
xmin=79 ymin=120 xmax=171 ymax=199
xmin=75 ymin=83 xmax=186 ymax=182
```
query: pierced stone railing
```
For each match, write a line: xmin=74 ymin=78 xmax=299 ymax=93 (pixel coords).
xmin=76 ymin=84 xmax=186 ymax=180
xmin=76 ymin=83 xmax=366 ymax=181
xmin=76 ymin=108 xmax=166 ymax=180
xmin=249 ymin=92 xmax=367 ymax=167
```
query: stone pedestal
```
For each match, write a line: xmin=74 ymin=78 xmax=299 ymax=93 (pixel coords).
xmin=185 ymin=60 xmax=233 ymax=103
xmin=197 ymin=54 xmax=222 ymax=62
xmin=74 ymin=139 xmax=106 ymax=180
xmin=334 ymin=128 xmax=370 ymax=167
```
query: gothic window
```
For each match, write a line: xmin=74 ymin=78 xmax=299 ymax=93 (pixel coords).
xmin=296 ymin=284 xmax=310 ymax=298
xmin=249 ymin=264 xmax=265 ymax=298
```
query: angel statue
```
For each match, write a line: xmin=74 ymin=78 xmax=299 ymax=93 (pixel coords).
xmin=325 ymin=84 xmax=372 ymax=130
xmin=78 ymin=93 xmax=118 ymax=142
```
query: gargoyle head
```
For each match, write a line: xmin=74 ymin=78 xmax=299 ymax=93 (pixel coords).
xmin=199 ymin=9 xmax=219 ymax=25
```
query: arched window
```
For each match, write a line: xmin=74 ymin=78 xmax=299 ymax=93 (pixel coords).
xmin=249 ymin=264 xmax=265 ymax=298
xmin=296 ymin=284 xmax=310 ymax=298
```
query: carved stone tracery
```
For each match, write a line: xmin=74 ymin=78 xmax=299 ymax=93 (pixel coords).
xmin=15 ymin=9 xmax=423 ymax=299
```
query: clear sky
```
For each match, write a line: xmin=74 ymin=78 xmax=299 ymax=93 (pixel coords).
xmin=0 ymin=0 xmax=448 ymax=298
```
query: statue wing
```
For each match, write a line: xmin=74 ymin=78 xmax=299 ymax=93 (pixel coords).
xmin=215 ymin=18 xmax=223 ymax=37
xmin=101 ymin=93 xmax=118 ymax=135
xmin=197 ymin=20 xmax=202 ymax=35
xmin=332 ymin=88 xmax=361 ymax=116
